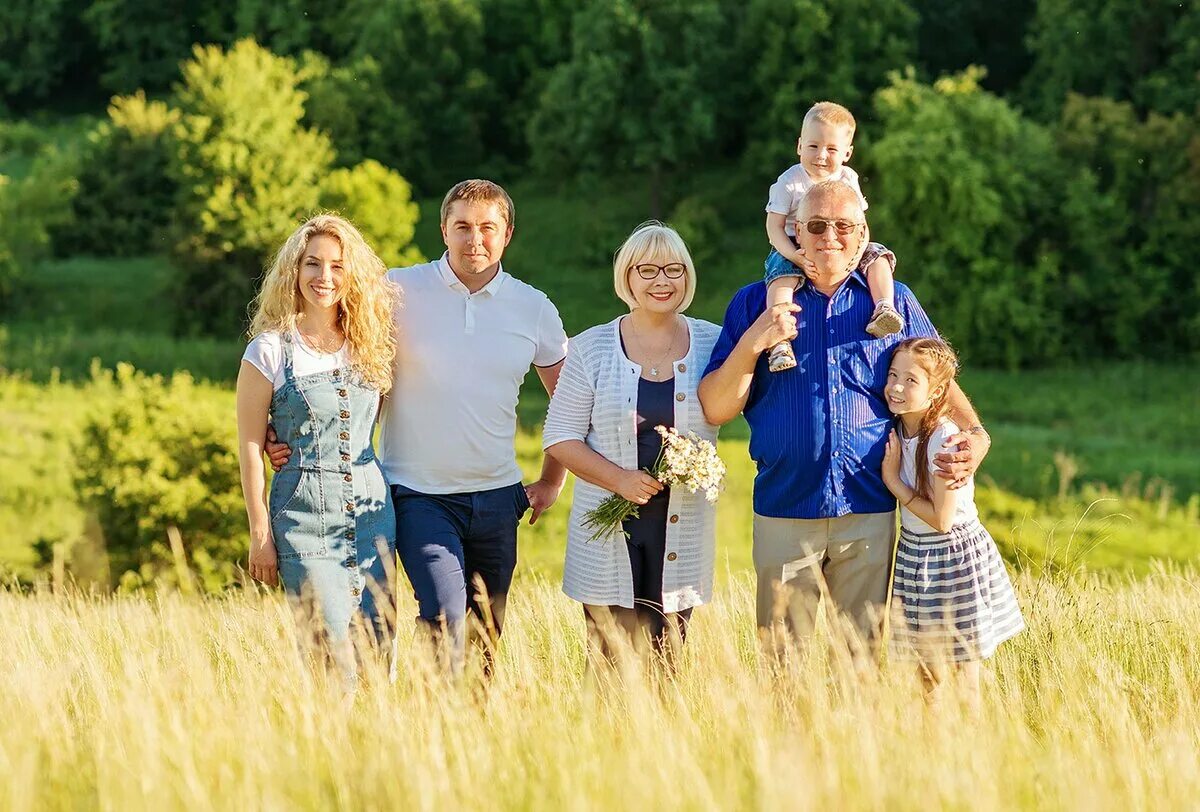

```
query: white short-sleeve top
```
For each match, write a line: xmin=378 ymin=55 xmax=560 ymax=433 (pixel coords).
xmin=765 ymin=164 xmax=868 ymax=237
xmin=542 ymin=316 xmax=722 ymax=613
xmin=378 ymin=254 xmax=568 ymax=493
xmin=899 ymin=417 xmax=980 ymax=533
xmin=242 ymin=329 xmax=349 ymax=389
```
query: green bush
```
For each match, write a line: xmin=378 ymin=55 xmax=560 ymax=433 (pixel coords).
xmin=54 ymin=92 xmax=180 ymax=256
xmin=866 ymin=68 xmax=1067 ymax=368
xmin=1054 ymin=95 xmax=1200 ymax=358
xmin=169 ymin=38 xmax=334 ymax=336
xmin=317 ymin=159 xmax=424 ymax=268
xmin=0 ymin=145 xmax=79 ymax=307
xmin=668 ymin=196 xmax=723 ymax=266
xmin=72 ymin=363 xmax=243 ymax=592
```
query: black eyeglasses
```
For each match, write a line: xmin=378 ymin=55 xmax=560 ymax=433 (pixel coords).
xmin=802 ymin=218 xmax=862 ymax=236
xmin=632 ymin=262 xmax=687 ymax=280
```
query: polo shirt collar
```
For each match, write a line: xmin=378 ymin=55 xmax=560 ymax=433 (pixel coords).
xmin=435 ymin=251 xmax=508 ymax=297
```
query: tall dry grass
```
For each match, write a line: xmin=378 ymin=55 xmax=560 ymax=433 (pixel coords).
xmin=2 ymin=567 xmax=1198 ymax=811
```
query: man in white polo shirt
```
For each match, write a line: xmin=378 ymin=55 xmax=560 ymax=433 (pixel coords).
xmin=383 ymin=179 xmax=568 ymax=672
xmin=269 ymin=180 xmax=567 ymax=674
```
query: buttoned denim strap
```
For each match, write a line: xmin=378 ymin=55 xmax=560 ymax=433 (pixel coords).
xmin=281 ymin=332 xmax=296 ymax=384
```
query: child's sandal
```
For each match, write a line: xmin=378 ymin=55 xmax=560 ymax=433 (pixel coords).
xmin=768 ymin=340 xmax=797 ymax=372
xmin=866 ymin=302 xmax=905 ymax=338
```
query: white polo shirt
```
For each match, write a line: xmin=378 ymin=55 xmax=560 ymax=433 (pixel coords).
xmin=379 ymin=253 xmax=568 ymax=493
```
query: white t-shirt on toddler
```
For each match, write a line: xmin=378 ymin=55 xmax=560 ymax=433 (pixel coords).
xmin=898 ymin=417 xmax=980 ymax=534
xmin=241 ymin=329 xmax=349 ymax=390
xmin=765 ymin=164 xmax=868 ymax=237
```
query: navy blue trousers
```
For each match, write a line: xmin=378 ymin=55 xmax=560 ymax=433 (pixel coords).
xmin=393 ymin=482 xmax=529 ymax=659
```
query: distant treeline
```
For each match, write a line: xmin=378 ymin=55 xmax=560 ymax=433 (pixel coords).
xmin=0 ymin=0 xmax=1197 ymax=364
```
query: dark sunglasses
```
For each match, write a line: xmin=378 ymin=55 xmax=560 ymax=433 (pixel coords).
xmin=802 ymin=218 xmax=862 ymax=236
xmin=632 ymin=262 xmax=687 ymax=280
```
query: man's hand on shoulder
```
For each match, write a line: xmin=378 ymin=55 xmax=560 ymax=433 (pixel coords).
xmin=933 ymin=425 xmax=990 ymax=490
xmin=523 ymin=478 xmax=563 ymax=525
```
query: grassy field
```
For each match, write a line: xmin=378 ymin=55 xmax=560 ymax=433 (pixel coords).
xmin=2 ymin=569 xmax=1199 ymax=810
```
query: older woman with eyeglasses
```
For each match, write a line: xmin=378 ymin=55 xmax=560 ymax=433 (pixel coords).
xmin=542 ymin=221 xmax=721 ymax=668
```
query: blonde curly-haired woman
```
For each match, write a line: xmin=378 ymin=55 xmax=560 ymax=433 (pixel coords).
xmin=236 ymin=214 xmax=398 ymax=690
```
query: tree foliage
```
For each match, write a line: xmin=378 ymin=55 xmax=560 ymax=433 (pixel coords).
xmin=55 ymin=92 xmax=180 ymax=256
xmin=528 ymin=0 xmax=724 ymax=215
xmin=169 ymin=39 xmax=334 ymax=335
xmin=1022 ymin=0 xmax=1200 ymax=118
xmin=866 ymin=68 xmax=1065 ymax=367
xmin=739 ymin=0 xmax=919 ymax=168
xmin=317 ymin=159 xmax=424 ymax=268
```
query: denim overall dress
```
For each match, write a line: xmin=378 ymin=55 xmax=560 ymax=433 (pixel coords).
xmin=268 ymin=335 xmax=395 ymax=669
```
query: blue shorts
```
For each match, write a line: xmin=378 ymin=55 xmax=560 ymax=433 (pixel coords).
xmin=764 ymin=237 xmax=806 ymax=285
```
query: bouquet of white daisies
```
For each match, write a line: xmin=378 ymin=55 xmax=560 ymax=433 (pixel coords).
xmin=582 ymin=426 xmax=726 ymax=543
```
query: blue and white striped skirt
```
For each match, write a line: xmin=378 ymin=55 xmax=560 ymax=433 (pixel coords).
xmin=890 ymin=518 xmax=1024 ymax=662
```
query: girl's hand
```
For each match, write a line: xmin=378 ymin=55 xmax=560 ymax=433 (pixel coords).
xmin=614 ymin=469 xmax=664 ymax=505
xmin=249 ymin=531 xmax=279 ymax=586
xmin=882 ymin=429 xmax=902 ymax=483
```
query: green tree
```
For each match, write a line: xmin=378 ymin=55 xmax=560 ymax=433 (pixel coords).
xmin=170 ymin=38 xmax=334 ymax=335
xmin=1022 ymin=0 xmax=1200 ymax=118
xmin=346 ymin=0 xmax=495 ymax=191
xmin=865 ymin=68 xmax=1066 ymax=368
xmin=0 ymin=145 xmax=79 ymax=307
xmin=739 ymin=0 xmax=919 ymax=168
xmin=911 ymin=0 xmax=1035 ymax=94
xmin=83 ymin=0 xmax=230 ymax=94
xmin=1055 ymin=95 xmax=1200 ymax=357
xmin=317 ymin=159 xmax=424 ymax=268
xmin=527 ymin=0 xmax=724 ymax=217
xmin=0 ymin=0 xmax=91 ymax=106
xmin=55 ymin=92 xmax=180 ymax=256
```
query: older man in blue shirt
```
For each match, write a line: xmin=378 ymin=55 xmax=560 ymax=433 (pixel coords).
xmin=699 ymin=180 xmax=990 ymax=652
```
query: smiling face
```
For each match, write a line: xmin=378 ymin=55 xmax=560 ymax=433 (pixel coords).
xmin=626 ymin=254 xmax=689 ymax=315
xmin=441 ymin=199 xmax=513 ymax=279
xmin=885 ymin=349 xmax=945 ymax=418
xmin=796 ymin=188 xmax=865 ymax=279
xmin=797 ymin=119 xmax=854 ymax=182
xmin=296 ymin=233 xmax=345 ymax=313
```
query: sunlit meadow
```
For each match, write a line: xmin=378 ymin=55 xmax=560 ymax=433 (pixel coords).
xmin=2 ymin=563 xmax=1199 ymax=811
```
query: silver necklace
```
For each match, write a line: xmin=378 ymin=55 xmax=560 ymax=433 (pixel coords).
xmin=629 ymin=318 xmax=679 ymax=379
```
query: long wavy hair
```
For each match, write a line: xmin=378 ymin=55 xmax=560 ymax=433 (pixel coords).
xmin=248 ymin=214 xmax=398 ymax=392
xmin=892 ymin=337 xmax=960 ymax=500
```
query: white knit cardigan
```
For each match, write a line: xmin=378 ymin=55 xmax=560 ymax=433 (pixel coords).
xmin=542 ymin=315 xmax=722 ymax=612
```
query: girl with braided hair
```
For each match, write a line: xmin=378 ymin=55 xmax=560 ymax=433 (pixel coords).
xmin=880 ymin=337 xmax=1023 ymax=704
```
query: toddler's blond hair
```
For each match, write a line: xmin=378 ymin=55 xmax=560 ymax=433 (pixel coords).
xmin=802 ymin=101 xmax=856 ymax=137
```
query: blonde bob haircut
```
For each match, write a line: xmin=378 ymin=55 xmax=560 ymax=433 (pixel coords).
xmin=248 ymin=213 xmax=399 ymax=393
xmin=612 ymin=221 xmax=697 ymax=313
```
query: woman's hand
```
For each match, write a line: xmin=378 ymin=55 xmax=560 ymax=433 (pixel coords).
xmin=249 ymin=530 xmax=279 ymax=586
xmin=882 ymin=429 xmax=902 ymax=486
xmin=614 ymin=469 xmax=664 ymax=505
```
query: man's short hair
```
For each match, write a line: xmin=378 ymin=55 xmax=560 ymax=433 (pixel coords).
xmin=802 ymin=101 xmax=856 ymax=137
xmin=799 ymin=180 xmax=867 ymax=221
xmin=440 ymin=179 xmax=516 ymax=228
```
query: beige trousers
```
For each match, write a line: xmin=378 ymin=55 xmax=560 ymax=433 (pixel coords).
xmin=753 ymin=511 xmax=897 ymax=649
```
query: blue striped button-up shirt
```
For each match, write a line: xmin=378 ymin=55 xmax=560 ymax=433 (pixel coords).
xmin=704 ymin=269 xmax=937 ymax=519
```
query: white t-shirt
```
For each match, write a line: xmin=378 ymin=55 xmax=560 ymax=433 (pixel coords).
xmin=899 ymin=417 xmax=979 ymax=534
xmin=765 ymin=164 xmax=868 ymax=237
xmin=379 ymin=254 xmax=568 ymax=493
xmin=242 ymin=329 xmax=349 ymax=389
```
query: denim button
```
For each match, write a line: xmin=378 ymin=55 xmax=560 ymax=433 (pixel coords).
xmin=339 ymin=410 xmax=350 ymax=419
xmin=338 ymin=431 xmax=349 ymax=440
